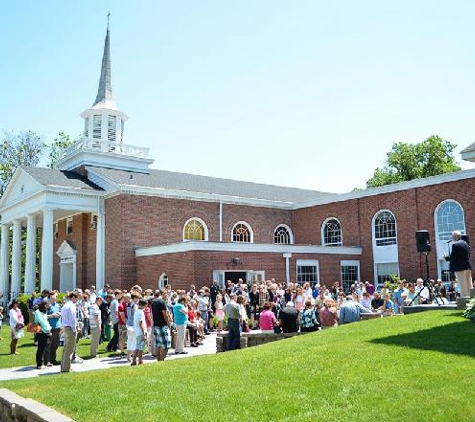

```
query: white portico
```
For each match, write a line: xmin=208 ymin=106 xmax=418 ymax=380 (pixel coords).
xmin=0 ymin=168 xmax=105 ymax=295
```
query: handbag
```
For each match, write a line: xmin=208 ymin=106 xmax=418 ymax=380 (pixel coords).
xmin=26 ymin=322 xmax=41 ymax=333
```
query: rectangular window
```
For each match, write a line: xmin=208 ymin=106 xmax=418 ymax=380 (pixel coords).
xmin=84 ymin=117 xmax=89 ymax=137
xmin=91 ymin=214 xmax=98 ymax=230
xmin=296 ymin=260 xmax=319 ymax=285
xmin=340 ymin=260 xmax=360 ymax=292
xmin=92 ymin=115 xmax=102 ymax=139
xmin=108 ymin=115 xmax=116 ymax=143
xmin=54 ymin=223 xmax=58 ymax=240
xmin=66 ymin=217 xmax=73 ymax=236
xmin=376 ymin=262 xmax=399 ymax=286
xmin=439 ymin=259 xmax=453 ymax=282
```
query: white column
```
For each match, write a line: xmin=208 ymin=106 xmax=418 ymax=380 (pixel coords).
xmin=0 ymin=224 xmax=10 ymax=295
xmin=24 ymin=214 xmax=37 ymax=294
xmin=283 ymin=253 xmax=292 ymax=284
xmin=11 ymin=220 xmax=22 ymax=296
xmin=95 ymin=213 xmax=105 ymax=290
xmin=40 ymin=209 xmax=54 ymax=291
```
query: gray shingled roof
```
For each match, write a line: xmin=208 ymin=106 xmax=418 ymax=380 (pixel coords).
xmin=21 ymin=167 xmax=103 ymax=191
xmin=461 ymin=141 xmax=475 ymax=154
xmin=89 ymin=167 xmax=334 ymax=203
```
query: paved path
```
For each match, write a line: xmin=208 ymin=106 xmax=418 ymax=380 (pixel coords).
xmin=0 ymin=333 xmax=217 ymax=382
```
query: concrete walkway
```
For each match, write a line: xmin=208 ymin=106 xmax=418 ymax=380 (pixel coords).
xmin=0 ymin=333 xmax=217 ymax=382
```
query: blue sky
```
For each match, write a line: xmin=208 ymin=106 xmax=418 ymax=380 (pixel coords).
xmin=1 ymin=1 xmax=474 ymax=193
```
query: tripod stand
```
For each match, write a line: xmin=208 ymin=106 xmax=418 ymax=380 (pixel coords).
xmin=408 ymin=251 xmax=442 ymax=306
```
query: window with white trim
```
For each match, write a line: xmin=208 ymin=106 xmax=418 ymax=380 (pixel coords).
xmin=91 ymin=215 xmax=98 ymax=231
xmin=184 ymin=218 xmax=207 ymax=241
xmin=232 ymin=222 xmax=252 ymax=243
xmin=66 ymin=217 xmax=73 ymax=236
xmin=84 ymin=117 xmax=89 ymax=137
xmin=107 ymin=115 xmax=116 ymax=143
xmin=376 ymin=262 xmax=399 ymax=285
xmin=274 ymin=225 xmax=292 ymax=244
xmin=322 ymin=218 xmax=342 ymax=246
xmin=435 ymin=200 xmax=465 ymax=242
xmin=374 ymin=211 xmax=397 ymax=246
xmin=296 ymin=260 xmax=319 ymax=284
xmin=340 ymin=260 xmax=360 ymax=292
xmin=158 ymin=273 xmax=169 ymax=289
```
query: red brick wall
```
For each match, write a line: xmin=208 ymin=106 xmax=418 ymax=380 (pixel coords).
xmin=135 ymin=251 xmax=362 ymax=291
xmin=52 ymin=213 xmax=97 ymax=291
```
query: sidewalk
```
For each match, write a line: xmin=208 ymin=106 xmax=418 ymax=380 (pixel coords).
xmin=0 ymin=333 xmax=217 ymax=382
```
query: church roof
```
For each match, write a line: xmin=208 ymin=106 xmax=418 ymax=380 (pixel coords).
xmin=21 ymin=167 xmax=103 ymax=192
xmin=89 ymin=167 xmax=334 ymax=203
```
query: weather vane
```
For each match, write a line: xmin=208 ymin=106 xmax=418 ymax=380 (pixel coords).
xmin=107 ymin=12 xmax=111 ymax=29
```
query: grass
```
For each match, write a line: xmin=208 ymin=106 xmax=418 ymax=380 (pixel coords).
xmin=0 ymin=327 xmax=117 ymax=368
xmin=2 ymin=310 xmax=475 ymax=422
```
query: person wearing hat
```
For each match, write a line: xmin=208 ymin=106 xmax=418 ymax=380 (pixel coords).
xmin=277 ymin=301 xmax=299 ymax=333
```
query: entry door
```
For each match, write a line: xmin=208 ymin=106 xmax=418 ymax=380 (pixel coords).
xmin=60 ymin=263 xmax=74 ymax=292
xmin=248 ymin=271 xmax=265 ymax=283
xmin=212 ymin=270 xmax=226 ymax=289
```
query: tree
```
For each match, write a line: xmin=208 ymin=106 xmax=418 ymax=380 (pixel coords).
xmin=0 ymin=131 xmax=45 ymax=196
xmin=366 ymin=136 xmax=461 ymax=188
xmin=47 ymin=131 xmax=75 ymax=168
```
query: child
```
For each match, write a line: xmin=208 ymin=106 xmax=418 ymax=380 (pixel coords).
xmin=0 ymin=306 xmax=4 ymax=340
xmin=132 ymin=299 xmax=147 ymax=365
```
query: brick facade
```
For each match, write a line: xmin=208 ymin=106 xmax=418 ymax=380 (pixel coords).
xmin=50 ymin=177 xmax=475 ymax=292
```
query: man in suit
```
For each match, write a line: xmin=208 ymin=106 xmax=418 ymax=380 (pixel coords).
xmin=446 ymin=230 xmax=472 ymax=298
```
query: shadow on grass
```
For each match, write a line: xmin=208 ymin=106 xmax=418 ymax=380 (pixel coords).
xmin=370 ymin=320 xmax=475 ymax=358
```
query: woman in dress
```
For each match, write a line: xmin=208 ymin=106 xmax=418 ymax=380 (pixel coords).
xmin=9 ymin=300 xmax=24 ymax=355
xmin=215 ymin=293 xmax=225 ymax=333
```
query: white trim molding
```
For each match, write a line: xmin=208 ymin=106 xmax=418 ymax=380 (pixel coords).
xmin=135 ymin=241 xmax=362 ymax=257
xmin=231 ymin=221 xmax=254 ymax=243
xmin=182 ymin=217 xmax=209 ymax=241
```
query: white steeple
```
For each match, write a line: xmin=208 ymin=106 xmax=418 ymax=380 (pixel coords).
xmin=80 ymin=16 xmax=128 ymax=145
xmin=55 ymin=17 xmax=153 ymax=174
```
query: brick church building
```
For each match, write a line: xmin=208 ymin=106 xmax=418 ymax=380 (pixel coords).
xmin=1 ymin=27 xmax=475 ymax=295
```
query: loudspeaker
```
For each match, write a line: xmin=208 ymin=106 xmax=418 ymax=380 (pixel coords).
xmin=415 ymin=230 xmax=431 ymax=253
xmin=462 ymin=234 xmax=470 ymax=245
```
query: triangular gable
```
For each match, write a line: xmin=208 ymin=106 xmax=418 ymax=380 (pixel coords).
xmin=0 ymin=167 xmax=44 ymax=210
xmin=56 ymin=240 xmax=77 ymax=257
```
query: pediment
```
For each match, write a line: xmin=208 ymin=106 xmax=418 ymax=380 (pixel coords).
xmin=56 ymin=240 xmax=77 ymax=257
xmin=0 ymin=167 xmax=44 ymax=210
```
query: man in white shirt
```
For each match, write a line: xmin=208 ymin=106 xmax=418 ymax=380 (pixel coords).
xmin=88 ymin=297 xmax=102 ymax=358
xmin=60 ymin=292 xmax=78 ymax=373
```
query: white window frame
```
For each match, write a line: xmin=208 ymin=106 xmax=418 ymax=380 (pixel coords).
xmin=158 ymin=273 xmax=169 ymax=289
xmin=66 ymin=217 xmax=73 ymax=236
xmin=340 ymin=260 xmax=360 ymax=291
xmin=183 ymin=217 xmax=209 ymax=241
xmin=273 ymin=224 xmax=294 ymax=244
xmin=375 ymin=262 xmax=399 ymax=287
xmin=372 ymin=210 xmax=397 ymax=247
xmin=296 ymin=259 xmax=319 ymax=285
xmin=231 ymin=221 xmax=254 ymax=243
xmin=321 ymin=217 xmax=343 ymax=246
xmin=434 ymin=199 xmax=466 ymax=279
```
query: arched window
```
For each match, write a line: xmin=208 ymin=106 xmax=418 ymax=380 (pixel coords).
xmin=183 ymin=218 xmax=208 ymax=241
xmin=435 ymin=200 xmax=465 ymax=242
xmin=374 ymin=210 xmax=397 ymax=246
xmin=232 ymin=222 xmax=253 ymax=243
xmin=274 ymin=225 xmax=293 ymax=244
xmin=322 ymin=218 xmax=342 ymax=246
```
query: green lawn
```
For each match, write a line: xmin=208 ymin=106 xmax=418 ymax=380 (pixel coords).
xmin=0 ymin=327 xmax=117 ymax=368
xmin=3 ymin=311 xmax=475 ymax=422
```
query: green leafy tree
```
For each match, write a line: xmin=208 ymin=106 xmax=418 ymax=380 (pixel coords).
xmin=366 ymin=135 xmax=461 ymax=188
xmin=47 ymin=131 xmax=75 ymax=168
xmin=0 ymin=131 xmax=45 ymax=196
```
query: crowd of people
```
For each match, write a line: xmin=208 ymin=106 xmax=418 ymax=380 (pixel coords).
xmin=1 ymin=274 xmax=464 ymax=370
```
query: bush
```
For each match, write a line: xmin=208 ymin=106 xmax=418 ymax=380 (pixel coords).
xmin=462 ymin=298 xmax=475 ymax=322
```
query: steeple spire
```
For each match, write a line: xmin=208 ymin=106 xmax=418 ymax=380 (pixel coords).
xmin=92 ymin=14 xmax=116 ymax=109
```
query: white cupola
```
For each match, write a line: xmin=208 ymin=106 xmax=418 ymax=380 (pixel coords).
xmin=55 ymin=19 xmax=153 ymax=174
xmin=80 ymin=22 xmax=128 ymax=144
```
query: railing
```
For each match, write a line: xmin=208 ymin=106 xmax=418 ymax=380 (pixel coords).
xmin=62 ymin=137 xmax=150 ymax=160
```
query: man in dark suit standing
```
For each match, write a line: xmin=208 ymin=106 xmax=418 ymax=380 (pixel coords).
xmin=446 ymin=230 xmax=472 ymax=298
